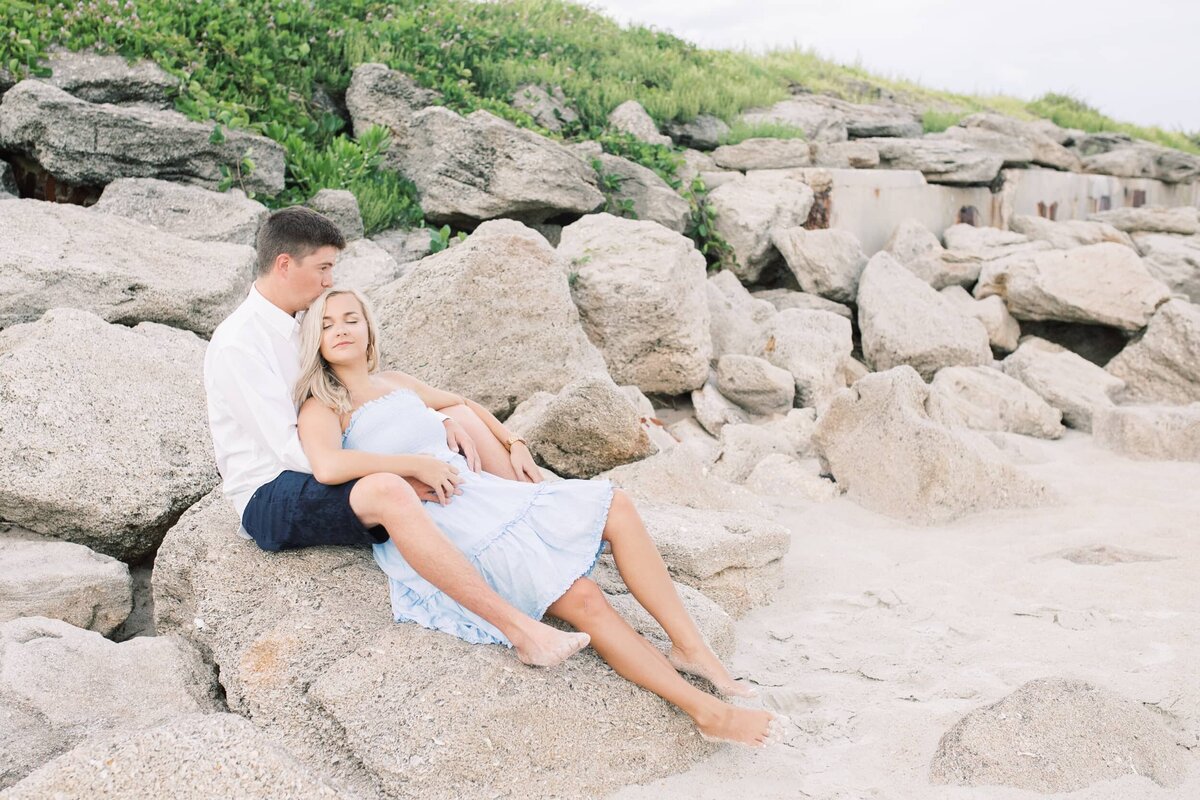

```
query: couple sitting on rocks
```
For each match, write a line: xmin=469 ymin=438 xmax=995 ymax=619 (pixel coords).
xmin=203 ymin=207 xmax=781 ymax=747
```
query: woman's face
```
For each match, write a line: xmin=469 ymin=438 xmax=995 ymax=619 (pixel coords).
xmin=319 ymin=293 xmax=369 ymax=366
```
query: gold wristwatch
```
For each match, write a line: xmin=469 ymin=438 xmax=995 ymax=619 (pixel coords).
xmin=503 ymin=434 xmax=528 ymax=452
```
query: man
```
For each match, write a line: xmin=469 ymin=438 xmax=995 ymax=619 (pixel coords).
xmin=203 ymin=206 xmax=588 ymax=667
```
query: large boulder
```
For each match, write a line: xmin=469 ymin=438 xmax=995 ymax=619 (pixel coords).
xmin=0 ymin=309 xmax=217 ymax=561
xmin=740 ymin=96 xmax=919 ymax=141
xmin=737 ymin=99 xmax=848 ymax=143
xmin=0 ymin=532 xmax=132 ymax=635
xmin=5 ymin=713 xmax=351 ymax=800
xmin=764 ymin=309 xmax=853 ymax=409
xmin=0 ymin=81 xmax=285 ymax=194
xmin=771 ymin=226 xmax=866 ymax=302
xmin=0 ymin=198 xmax=254 ymax=334
xmin=600 ymin=440 xmax=762 ymax=514
xmin=154 ymin=491 xmax=719 ymax=799
xmin=1092 ymin=404 xmax=1200 ymax=462
xmin=372 ymin=220 xmax=609 ymax=417
xmin=939 ymin=286 xmax=1020 ymax=352
xmin=712 ymin=138 xmax=812 ymax=171
xmin=587 ymin=150 xmax=690 ymax=232
xmin=1089 ymin=206 xmax=1200 ymax=236
xmin=975 ymin=242 xmax=1170 ymax=331
xmin=715 ymin=354 xmax=795 ymax=416
xmin=707 ymin=270 xmax=776 ymax=358
xmin=1133 ymin=233 xmax=1200 ymax=303
xmin=691 ymin=377 xmax=750 ymax=436
xmin=707 ymin=170 xmax=815 ymax=282
xmin=607 ymin=99 xmax=672 ymax=146
xmin=857 ymin=251 xmax=992 ymax=379
xmin=930 ymin=678 xmax=1189 ymax=793
xmin=930 ymin=126 xmax=1034 ymax=166
xmin=859 ymin=137 xmax=1004 ymax=185
xmin=91 ymin=177 xmax=269 ymax=247
xmin=942 ymin=223 xmax=1050 ymax=261
xmin=809 ymin=140 xmax=880 ymax=169
xmin=928 ymin=366 xmax=1064 ymax=439
xmin=1078 ymin=135 xmax=1200 ymax=184
xmin=813 ymin=367 xmax=1051 ymax=524
xmin=959 ymin=113 xmax=1083 ymax=171
xmin=663 ymin=114 xmax=730 ymax=151
xmin=306 ymin=188 xmax=364 ymax=241
xmin=752 ymin=288 xmax=852 ymax=319
xmin=1001 ymin=337 xmax=1125 ymax=430
xmin=504 ymin=376 xmax=655 ymax=478
xmin=560 ymin=214 xmax=710 ymax=394
xmin=39 ymin=48 xmax=177 ymax=108
xmin=1105 ymin=299 xmax=1200 ymax=404
xmin=511 ymin=83 xmax=578 ymax=132
xmin=883 ymin=217 xmax=971 ymax=289
xmin=332 ymin=238 xmax=405 ymax=297
xmin=1009 ymin=214 xmax=1135 ymax=250
xmin=0 ymin=616 xmax=219 ymax=789
xmin=345 ymin=62 xmax=439 ymax=142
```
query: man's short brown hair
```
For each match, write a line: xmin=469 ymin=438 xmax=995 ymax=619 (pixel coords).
xmin=256 ymin=206 xmax=346 ymax=277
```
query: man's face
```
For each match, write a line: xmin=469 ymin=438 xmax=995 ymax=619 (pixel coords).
xmin=287 ymin=245 xmax=339 ymax=309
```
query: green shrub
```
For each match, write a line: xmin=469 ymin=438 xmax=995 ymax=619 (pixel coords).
xmin=719 ymin=120 xmax=807 ymax=145
xmin=921 ymin=110 xmax=962 ymax=133
xmin=1027 ymin=92 xmax=1199 ymax=154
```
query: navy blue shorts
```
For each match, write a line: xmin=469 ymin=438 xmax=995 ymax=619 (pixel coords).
xmin=241 ymin=471 xmax=389 ymax=552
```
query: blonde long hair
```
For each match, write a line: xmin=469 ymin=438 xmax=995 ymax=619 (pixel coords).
xmin=294 ymin=288 xmax=381 ymax=414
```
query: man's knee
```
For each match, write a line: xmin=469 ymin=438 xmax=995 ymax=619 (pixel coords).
xmin=350 ymin=473 xmax=420 ymax=520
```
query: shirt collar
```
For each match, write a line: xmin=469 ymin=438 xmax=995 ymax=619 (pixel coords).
xmin=247 ymin=283 xmax=301 ymax=340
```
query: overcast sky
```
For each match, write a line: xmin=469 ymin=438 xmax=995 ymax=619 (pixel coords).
xmin=584 ymin=0 xmax=1200 ymax=132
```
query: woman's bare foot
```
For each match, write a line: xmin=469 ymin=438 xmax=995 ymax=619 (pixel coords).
xmin=511 ymin=623 xmax=590 ymax=667
xmin=668 ymin=644 xmax=756 ymax=698
xmin=693 ymin=703 xmax=778 ymax=748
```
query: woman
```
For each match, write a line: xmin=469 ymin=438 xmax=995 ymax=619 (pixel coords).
xmin=295 ymin=288 xmax=779 ymax=747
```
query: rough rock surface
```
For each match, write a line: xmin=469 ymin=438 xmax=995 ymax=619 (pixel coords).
xmin=813 ymin=366 xmax=1051 ymax=524
xmin=307 ymin=188 xmax=364 ymax=241
xmin=707 ymin=171 xmax=815 ymax=283
xmin=600 ymin=441 xmax=762 ymax=514
xmin=560 ymin=214 xmax=709 ymax=394
xmin=960 ymin=113 xmax=1083 ymax=171
xmin=91 ymin=178 xmax=269 ymax=247
xmin=511 ymin=83 xmax=578 ymax=132
xmin=369 ymin=226 xmax=433 ymax=267
xmin=940 ymin=286 xmax=1021 ymax=352
xmin=1106 ymin=299 xmax=1200 ymax=404
xmin=1078 ymin=136 xmax=1200 ymax=184
xmin=765 ymin=309 xmax=853 ymax=410
xmin=738 ymin=99 xmax=848 ymax=143
xmin=0 ymin=81 xmax=284 ymax=193
xmin=0 ymin=309 xmax=216 ymax=561
xmin=154 ymin=491 xmax=718 ymax=800
xmin=608 ymin=99 xmax=672 ymax=146
xmin=345 ymin=62 xmax=439 ymax=142
xmin=0 ymin=532 xmax=132 ymax=635
xmin=372 ymin=220 xmax=609 ymax=417
xmin=710 ymin=423 xmax=798 ymax=484
xmin=860 ymin=137 xmax=1004 ymax=185
xmin=39 ymin=48 xmax=177 ymax=108
xmin=0 ymin=198 xmax=254 ymax=334
xmin=1001 ymin=337 xmax=1125 ymax=431
xmin=809 ymin=141 xmax=880 ymax=169
xmin=928 ymin=366 xmax=1064 ymax=439
xmin=5 ymin=713 xmax=351 ymax=800
xmin=707 ymin=270 xmax=776 ymax=358
xmin=0 ymin=616 xmax=219 ymax=789
xmin=332 ymin=238 xmax=404 ymax=296
xmin=883 ymin=218 xmax=981 ymax=289
xmin=975 ymin=242 xmax=1170 ymax=331
xmin=1132 ymin=233 xmax=1200 ymax=303
xmin=752 ymin=288 xmax=852 ymax=318
xmin=1009 ymin=214 xmax=1135 ymax=250
xmin=1089 ymin=206 xmax=1200 ymax=235
xmin=744 ymin=454 xmax=839 ymax=502
xmin=931 ymin=126 xmax=1034 ymax=166
xmin=505 ymin=377 xmax=655 ymax=478
xmin=663 ymin=115 xmax=730 ymax=150
xmin=1092 ymin=404 xmax=1200 ymax=462
xmin=857 ymin=251 xmax=992 ymax=379
xmin=691 ymin=377 xmax=751 ymax=436
xmin=771 ymin=226 xmax=867 ymax=302
xmin=712 ymin=138 xmax=812 ymax=171
xmin=715 ymin=354 xmax=795 ymax=415
xmin=587 ymin=151 xmax=690 ymax=232
xmin=930 ymin=678 xmax=1189 ymax=792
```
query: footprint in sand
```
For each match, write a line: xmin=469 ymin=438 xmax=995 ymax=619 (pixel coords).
xmin=1037 ymin=544 xmax=1174 ymax=565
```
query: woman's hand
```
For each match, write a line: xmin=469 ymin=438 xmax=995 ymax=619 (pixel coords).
xmin=443 ymin=418 xmax=481 ymax=472
xmin=409 ymin=456 xmax=463 ymax=505
xmin=509 ymin=442 xmax=542 ymax=483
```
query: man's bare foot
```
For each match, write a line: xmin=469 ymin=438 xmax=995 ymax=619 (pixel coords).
xmin=668 ymin=644 xmax=756 ymax=698
xmin=512 ymin=623 xmax=590 ymax=667
xmin=694 ymin=703 xmax=778 ymax=748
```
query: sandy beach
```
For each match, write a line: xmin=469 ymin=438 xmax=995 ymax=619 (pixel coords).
xmin=613 ymin=432 xmax=1199 ymax=799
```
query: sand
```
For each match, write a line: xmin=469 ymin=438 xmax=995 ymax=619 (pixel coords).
xmin=612 ymin=431 xmax=1199 ymax=799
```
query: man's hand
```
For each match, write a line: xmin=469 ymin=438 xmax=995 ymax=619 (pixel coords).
xmin=403 ymin=476 xmax=442 ymax=503
xmin=509 ymin=442 xmax=542 ymax=483
xmin=444 ymin=418 xmax=481 ymax=472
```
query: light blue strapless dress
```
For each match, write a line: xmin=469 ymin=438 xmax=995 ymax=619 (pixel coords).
xmin=343 ymin=388 xmax=614 ymax=647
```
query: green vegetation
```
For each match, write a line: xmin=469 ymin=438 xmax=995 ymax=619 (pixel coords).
xmin=720 ymin=120 xmax=807 ymax=146
xmin=920 ymin=110 xmax=963 ymax=134
xmin=1 ymin=0 xmax=1196 ymax=240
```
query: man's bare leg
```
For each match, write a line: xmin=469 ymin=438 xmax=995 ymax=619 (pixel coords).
xmin=442 ymin=404 xmax=518 ymax=479
xmin=350 ymin=473 xmax=587 ymax=666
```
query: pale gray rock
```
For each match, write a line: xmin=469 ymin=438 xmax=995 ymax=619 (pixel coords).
xmin=763 ymin=407 xmax=819 ymax=457
xmin=857 ymin=251 xmax=992 ymax=380
xmin=1077 ymin=135 xmax=1200 ymax=184
xmin=1089 ymin=205 xmax=1200 ymax=235
xmin=306 ymin=188 xmax=364 ymax=240
xmin=664 ymin=114 xmax=730 ymax=151
xmin=712 ymin=138 xmax=811 ymax=170
xmin=931 ymin=126 xmax=1034 ymax=166
xmin=751 ymin=288 xmax=852 ymax=318
xmin=0 ymin=197 xmax=253 ymax=334
xmin=708 ymin=270 xmax=777 ymax=358
xmin=332 ymin=238 xmax=403 ymax=296
xmin=771 ymin=226 xmax=866 ymax=302
xmin=373 ymin=220 xmax=609 ymax=416
xmin=710 ymin=422 xmax=796 ymax=484
xmin=1106 ymin=299 xmax=1200 ymax=404
xmin=0 ymin=309 xmax=216 ymax=561
xmin=0 ymin=532 xmax=132 ymax=635
xmin=942 ymin=222 xmax=1050 ymax=259
xmin=560 ymin=213 xmax=709 ymax=393
xmin=1092 ymin=404 xmax=1200 ymax=462
xmin=1001 ymin=337 xmax=1125 ymax=430
xmin=821 ymin=96 xmax=922 ymax=138
xmin=92 ymin=177 xmax=269 ymax=246
xmin=0 ymin=616 xmax=219 ymax=789
xmin=809 ymin=140 xmax=880 ymax=168
xmin=697 ymin=169 xmax=741 ymax=190
xmin=744 ymin=454 xmax=839 ymax=502
xmin=1132 ymin=233 xmax=1200 ymax=303
xmin=959 ymin=113 xmax=1082 ymax=171
xmin=928 ymin=366 xmax=1064 ymax=439
xmin=154 ymin=492 xmax=716 ymax=798
xmin=504 ymin=376 xmax=655 ymax=479
xmin=511 ymin=83 xmax=578 ymax=132
xmin=587 ymin=151 xmax=690 ymax=232
xmin=692 ymin=377 xmax=751 ymax=436
xmin=738 ymin=98 xmax=847 ymax=143
xmin=813 ymin=366 xmax=1051 ymax=524
xmin=884 ymin=218 xmax=982 ymax=290
xmin=344 ymin=62 xmax=439 ymax=143
xmin=677 ymin=147 xmax=718 ymax=188
xmin=885 ymin=217 xmax=943 ymax=263
xmin=5 ymin=713 xmax=351 ymax=800
xmin=1010 ymin=214 xmax=1135 ymax=250
xmin=930 ymin=678 xmax=1189 ymax=792
xmin=860 ymin=137 xmax=1004 ymax=184
xmin=940 ymin=285 xmax=1021 ymax=352
xmin=716 ymin=354 xmax=795 ymax=415
xmin=599 ymin=440 xmax=763 ymax=514
xmin=369 ymin=226 xmax=433 ymax=266
xmin=707 ymin=170 xmax=815 ymax=282
xmin=765 ymin=309 xmax=853 ymax=409
xmin=40 ymin=48 xmax=177 ymax=108
xmin=608 ymin=99 xmax=672 ymax=146
xmin=975 ymin=242 xmax=1171 ymax=330
xmin=0 ymin=81 xmax=284 ymax=193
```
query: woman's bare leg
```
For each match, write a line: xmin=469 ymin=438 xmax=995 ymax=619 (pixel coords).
xmin=442 ymin=404 xmax=518 ymax=479
xmin=603 ymin=489 xmax=752 ymax=697
xmin=547 ymin=579 xmax=773 ymax=746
